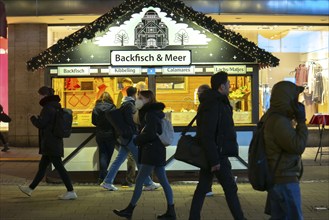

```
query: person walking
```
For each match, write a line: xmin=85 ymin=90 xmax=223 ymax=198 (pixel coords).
xmin=189 ymin=72 xmax=246 ymax=220
xmin=0 ymin=104 xmax=10 ymax=152
xmin=100 ymin=87 xmax=160 ymax=191
xmin=18 ymin=86 xmax=77 ymax=200
xmin=196 ymin=84 xmax=215 ymax=197
xmin=113 ymin=90 xmax=176 ymax=219
xmin=92 ymin=91 xmax=116 ymax=183
xmin=263 ymin=81 xmax=307 ymax=219
xmin=116 ymin=77 xmax=136 ymax=187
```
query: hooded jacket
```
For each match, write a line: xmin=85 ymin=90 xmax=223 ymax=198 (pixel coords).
xmin=92 ymin=101 xmax=116 ymax=139
xmin=197 ymin=89 xmax=237 ymax=167
xmin=30 ymin=95 xmax=64 ymax=157
xmin=263 ymin=81 xmax=308 ymax=183
xmin=134 ymin=102 xmax=166 ymax=166
xmin=120 ymin=96 xmax=138 ymax=135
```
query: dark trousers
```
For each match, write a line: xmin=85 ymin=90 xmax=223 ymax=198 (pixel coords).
xmin=96 ymin=136 xmax=115 ymax=180
xmin=126 ymin=152 xmax=136 ymax=184
xmin=189 ymin=157 xmax=245 ymax=220
xmin=30 ymin=155 xmax=73 ymax=191
xmin=0 ymin=132 xmax=6 ymax=145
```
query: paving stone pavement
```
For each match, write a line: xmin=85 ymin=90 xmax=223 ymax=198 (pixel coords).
xmin=0 ymin=147 xmax=328 ymax=220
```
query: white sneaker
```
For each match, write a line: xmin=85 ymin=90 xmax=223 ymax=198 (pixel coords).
xmin=58 ymin=191 xmax=77 ymax=200
xmin=205 ymin=191 xmax=214 ymax=197
xmin=143 ymin=182 xmax=161 ymax=191
xmin=18 ymin=185 xmax=33 ymax=197
xmin=100 ymin=182 xmax=118 ymax=191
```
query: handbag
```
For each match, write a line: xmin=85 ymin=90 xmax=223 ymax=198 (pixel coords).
xmin=174 ymin=114 xmax=209 ymax=170
xmin=0 ymin=112 xmax=11 ymax=123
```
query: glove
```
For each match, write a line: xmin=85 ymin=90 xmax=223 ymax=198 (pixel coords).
xmin=292 ymin=102 xmax=306 ymax=123
xmin=30 ymin=115 xmax=36 ymax=121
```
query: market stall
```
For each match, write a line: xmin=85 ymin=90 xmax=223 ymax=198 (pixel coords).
xmin=27 ymin=0 xmax=279 ymax=182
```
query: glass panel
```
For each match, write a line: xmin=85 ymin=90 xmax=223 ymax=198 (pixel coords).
xmin=156 ymin=76 xmax=187 ymax=92
xmin=52 ymin=76 xmax=148 ymax=127
xmin=228 ymin=75 xmax=252 ymax=124
xmin=225 ymin=25 xmax=329 ymax=120
xmin=156 ymin=75 xmax=252 ymax=126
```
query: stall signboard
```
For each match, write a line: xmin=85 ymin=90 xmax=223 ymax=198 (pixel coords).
xmin=214 ymin=65 xmax=247 ymax=74
xmin=56 ymin=7 xmax=255 ymax=65
xmin=58 ymin=67 xmax=91 ymax=76
xmin=111 ymin=50 xmax=191 ymax=66
xmin=162 ymin=66 xmax=195 ymax=74
xmin=109 ymin=66 xmax=142 ymax=75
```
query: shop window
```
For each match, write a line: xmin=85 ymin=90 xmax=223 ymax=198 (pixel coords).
xmin=225 ymin=25 xmax=329 ymax=119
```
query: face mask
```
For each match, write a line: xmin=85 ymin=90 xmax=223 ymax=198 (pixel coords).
xmin=135 ymin=99 xmax=144 ymax=110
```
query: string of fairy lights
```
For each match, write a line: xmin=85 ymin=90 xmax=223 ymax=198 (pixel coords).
xmin=26 ymin=0 xmax=280 ymax=71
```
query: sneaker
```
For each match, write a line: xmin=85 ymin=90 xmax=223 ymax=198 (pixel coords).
xmin=18 ymin=185 xmax=33 ymax=197
xmin=58 ymin=191 xmax=77 ymax=200
xmin=143 ymin=182 xmax=161 ymax=191
xmin=1 ymin=144 xmax=9 ymax=152
xmin=100 ymin=182 xmax=118 ymax=191
xmin=206 ymin=191 xmax=214 ymax=197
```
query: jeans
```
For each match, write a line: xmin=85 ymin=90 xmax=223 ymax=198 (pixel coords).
xmin=189 ymin=157 xmax=245 ymax=220
xmin=130 ymin=164 xmax=174 ymax=206
xmin=268 ymin=182 xmax=303 ymax=220
xmin=96 ymin=135 xmax=116 ymax=180
xmin=103 ymin=136 xmax=153 ymax=186
xmin=30 ymin=155 xmax=73 ymax=191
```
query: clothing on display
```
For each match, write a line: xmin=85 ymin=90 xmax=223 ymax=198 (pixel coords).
xmin=295 ymin=64 xmax=309 ymax=86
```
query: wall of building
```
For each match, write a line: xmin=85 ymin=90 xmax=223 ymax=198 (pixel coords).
xmin=8 ymin=24 xmax=47 ymax=147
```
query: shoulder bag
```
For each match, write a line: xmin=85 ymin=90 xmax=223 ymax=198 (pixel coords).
xmin=174 ymin=113 xmax=209 ymax=170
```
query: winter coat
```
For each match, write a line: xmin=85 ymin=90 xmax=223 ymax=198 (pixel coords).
xmin=121 ymin=96 xmax=138 ymax=135
xmin=263 ymin=81 xmax=308 ymax=183
xmin=30 ymin=95 xmax=64 ymax=157
xmin=196 ymin=89 xmax=238 ymax=167
xmin=134 ymin=102 xmax=166 ymax=166
xmin=92 ymin=101 xmax=116 ymax=139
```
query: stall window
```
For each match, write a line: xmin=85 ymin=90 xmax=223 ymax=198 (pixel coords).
xmin=156 ymin=75 xmax=252 ymax=126
xmin=52 ymin=76 xmax=148 ymax=127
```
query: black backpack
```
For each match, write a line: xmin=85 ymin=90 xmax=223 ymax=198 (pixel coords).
xmin=248 ymin=114 xmax=282 ymax=191
xmin=52 ymin=108 xmax=73 ymax=138
xmin=105 ymin=105 xmax=134 ymax=140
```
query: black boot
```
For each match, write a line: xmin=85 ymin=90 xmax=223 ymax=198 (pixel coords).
xmin=157 ymin=204 xmax=176 ymax=220
xmin=113 ymin=203 xmax=136 ymax=218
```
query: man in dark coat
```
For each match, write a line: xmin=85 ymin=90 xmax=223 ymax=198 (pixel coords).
xmin=263 ymin=81 xmax=307 ymax=219
xmin=189 ymin=72 xmax=245 ymax=220
xmin=18 ymin=86 xmax=77 ymax=200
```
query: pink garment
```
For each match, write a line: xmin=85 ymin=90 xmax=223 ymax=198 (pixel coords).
xmin=295 ymin=64 xmax=309 ymax=86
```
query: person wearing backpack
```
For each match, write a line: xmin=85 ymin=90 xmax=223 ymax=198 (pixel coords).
xmin=100 ymin=87 xmax=159 ymax=191
xmin=113 ymin=90 xmax=176 ymax=220
xmin=189 ymin=72 xmax=246 ymax=220
xmin=18 ymin=86 xmax=77 ymax=200
xmin=263 ymin=81 xmax=308 ymax=219
xmin=92 ymin=92 xmax=116 ymax=183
